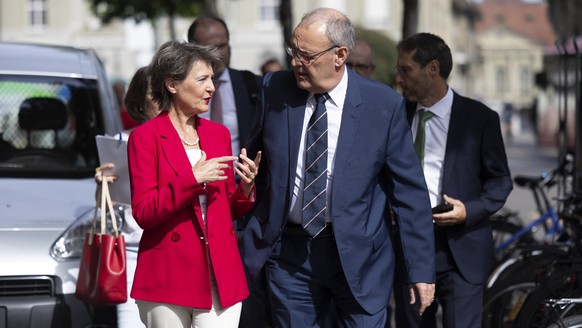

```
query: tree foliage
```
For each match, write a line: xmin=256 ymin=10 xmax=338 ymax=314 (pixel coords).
xmin=89 ymin=0 xmax=202 ymax=24
xmin=88 ymin=0 xmax=210 ymax=40
xmin=355 ymin=27 xmax=398 ymax=86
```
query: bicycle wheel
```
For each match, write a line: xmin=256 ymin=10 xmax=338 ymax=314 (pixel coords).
xmin=547 ymin=314 xmax=582 ymax=328
xmin=483 ymin=250 xmax=568 ymax=328
xmin=483 ymin=281 xmax=537 ymax=328
xmin=515 ymin=270 xmax=582 ymax=328
xmin=487 ymin=245 xmax=569 ymax=290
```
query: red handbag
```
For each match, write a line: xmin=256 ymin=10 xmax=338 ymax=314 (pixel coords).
xmin=75 ymin=178 xmax=127 ymax=305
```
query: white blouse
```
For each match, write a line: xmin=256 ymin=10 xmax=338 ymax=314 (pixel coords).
xmin=185 ymin=149 xmax=208 ymax=223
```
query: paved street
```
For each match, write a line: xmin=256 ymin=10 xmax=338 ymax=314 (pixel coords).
xmin=504 ymin=128 xmax=562 ymax=228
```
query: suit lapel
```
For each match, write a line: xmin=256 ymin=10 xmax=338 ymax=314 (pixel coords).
xmin=287 ymin=87 xmax=309 ymax=193
xmin=230 ymin=68 xmax=253 ymax=148
xmin=333 ymin=70 xmax=363 ymax=188
xmin=157 ymin=112 xmax=188 ymax=177
xmin=405 ymin=102 xmax=416 ymax=126
xmin=157 ymin=112 xmax=206 ymax=227
xmin=442 ymin=92 xmax=464 ymax=190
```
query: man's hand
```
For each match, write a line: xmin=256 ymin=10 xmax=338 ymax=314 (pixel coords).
xmin=433 ymin=194 xmax=467 ymax=226
xmin=409 ymin=282 xmax=436 ymax=315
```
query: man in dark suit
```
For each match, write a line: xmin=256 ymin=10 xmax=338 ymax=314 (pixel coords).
xmin=243 ymin=8 xmax=436 ymax=327
xmin=187 ymin=16 xmax=261 ymax=157
xmin=392 ymin=33 xmax=513 ymax=328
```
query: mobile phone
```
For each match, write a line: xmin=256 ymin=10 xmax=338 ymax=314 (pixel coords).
xmin=432 ymin=202 xmax=453 ymax=214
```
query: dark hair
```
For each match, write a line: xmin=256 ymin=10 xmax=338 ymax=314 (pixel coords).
xmin=396 ymin=33 xmax=453 ymax=79
xmin=124 ymin=66 xmax=150 ymax=123
xmin=260 ymin=58 xmax=282 ymax=75
xmin=149 ymin=40 xmax=222 ymax=111
xmin=187 ymin=16 xmax=230 ymax=43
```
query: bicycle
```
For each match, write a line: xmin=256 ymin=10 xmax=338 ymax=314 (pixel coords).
xmin=482 ymin=157 xmax=574 ymax=328
xmin=482 ymin=196 xmax=582 ymax=328
xmin=482 ymin=244 xmax=571 ymax=328
xmin=548 ymin=315 xmax=582 ymax=328
xmin=544 ymin=298 xmax=582 ymax=327
xmin=512 ymin=200 xmax=582 ymax=328
xmin=514 ymin=261 xmax=582 ymax=328
xmin=490 ymin=159 xmax=568 ymax=265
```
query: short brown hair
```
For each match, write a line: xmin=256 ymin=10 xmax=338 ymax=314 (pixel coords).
xmin=149 ymin=40 xmax=222 ymax=111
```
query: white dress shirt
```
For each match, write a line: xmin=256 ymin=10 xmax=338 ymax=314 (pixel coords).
xmin=287 ymin=69 xmax=348 ymax=224
xmin=411 ymin=87 xmax=453 ymax=208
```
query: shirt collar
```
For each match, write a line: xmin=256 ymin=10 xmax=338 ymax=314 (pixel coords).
xmin=415 ymin=86 xmax=454 ymax=118
xmin=309 ymin=68 xmax=348 ymax=109
xmin=215 ymin=68 xmax=231 ymax=84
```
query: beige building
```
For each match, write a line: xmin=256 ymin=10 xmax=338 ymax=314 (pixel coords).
xmin=212 ymin=0 xmax=480 ymax=96
xmin=0 ymin=0 xmax=478 ymax=92
xmin=0 ymin=0 xmax=130 ymax=80
xmin=474 ymin=0 xmax=556 ymax=113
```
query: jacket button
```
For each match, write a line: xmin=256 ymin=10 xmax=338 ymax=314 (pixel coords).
xmin=230 ymin=227 xmax=235 ymax=235
xmin=171 ymin=232 xmax=181 ymax=242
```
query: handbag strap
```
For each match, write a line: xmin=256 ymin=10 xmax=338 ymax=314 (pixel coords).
xmin=101 ymin=178 xmax=120 ymax=238
xmin=88 ymin=179 xmax=120 ymax=245
xmin=88 ymin=180 xmax=102 ymax=245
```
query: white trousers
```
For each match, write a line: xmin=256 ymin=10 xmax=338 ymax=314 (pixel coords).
xmin=136 ymin=275 xmax=241 ymax=328
xmin=136 ymin=298 xmax=241 ymax=328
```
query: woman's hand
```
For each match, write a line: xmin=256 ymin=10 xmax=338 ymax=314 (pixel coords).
xmin=192 ymin=151 xmax=238 ymax=186
xmin=95 ymin=163 xmax=117 ymax=184
xmin=236 ymin=148 xmax=262 ymax=198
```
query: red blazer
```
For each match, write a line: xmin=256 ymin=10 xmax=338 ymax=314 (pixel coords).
xmin=127 ymin=111 xmax=253 ymax=309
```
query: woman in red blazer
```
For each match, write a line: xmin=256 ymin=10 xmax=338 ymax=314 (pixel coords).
xmin=127 ymin=40 xmax=261 ymax=328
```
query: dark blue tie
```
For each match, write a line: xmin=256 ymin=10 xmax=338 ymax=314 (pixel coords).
xmin=302 ymin=93 xmax=328 ymax=237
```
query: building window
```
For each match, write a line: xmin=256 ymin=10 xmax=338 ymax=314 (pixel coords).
xmin=27 ymin=0 xmax=47 ymax=31
xmin=259 ymin=0 xmax=279 ymax=26
xmin=496 ymin=67 xmax=507 ymax=96
xmin=521 ymin=67 xmax=531 ymax=96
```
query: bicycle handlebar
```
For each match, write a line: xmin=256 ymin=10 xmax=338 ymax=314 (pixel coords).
xmin=513 ymin=153 xmax=573 ymax=189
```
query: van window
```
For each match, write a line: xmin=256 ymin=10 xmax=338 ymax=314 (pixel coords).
xmin=0 ymin=75 xmax=103 ymax=178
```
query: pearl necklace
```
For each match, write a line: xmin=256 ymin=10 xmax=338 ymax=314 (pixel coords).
xmin=181 ymin=138 xmax=200 ymax=147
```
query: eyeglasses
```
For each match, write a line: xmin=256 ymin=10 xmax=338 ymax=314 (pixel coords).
xmin=393 ymin=65 xmax=412 ymax=75
xmin=285 ymin=44 xmax=339 ymax=65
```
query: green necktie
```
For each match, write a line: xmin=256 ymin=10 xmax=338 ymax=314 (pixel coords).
xmin=414 ymin=110 xmax=434 ymax=167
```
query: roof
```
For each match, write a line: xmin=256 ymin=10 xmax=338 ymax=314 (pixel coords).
xmin=475 ymin=0 xmax=556 ymax=46
xmin=0 ymin=42 xmax=100 ymax=79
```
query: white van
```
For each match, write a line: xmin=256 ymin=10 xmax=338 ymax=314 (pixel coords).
xmin=0 ymin=42 xmax=124 ymax=327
